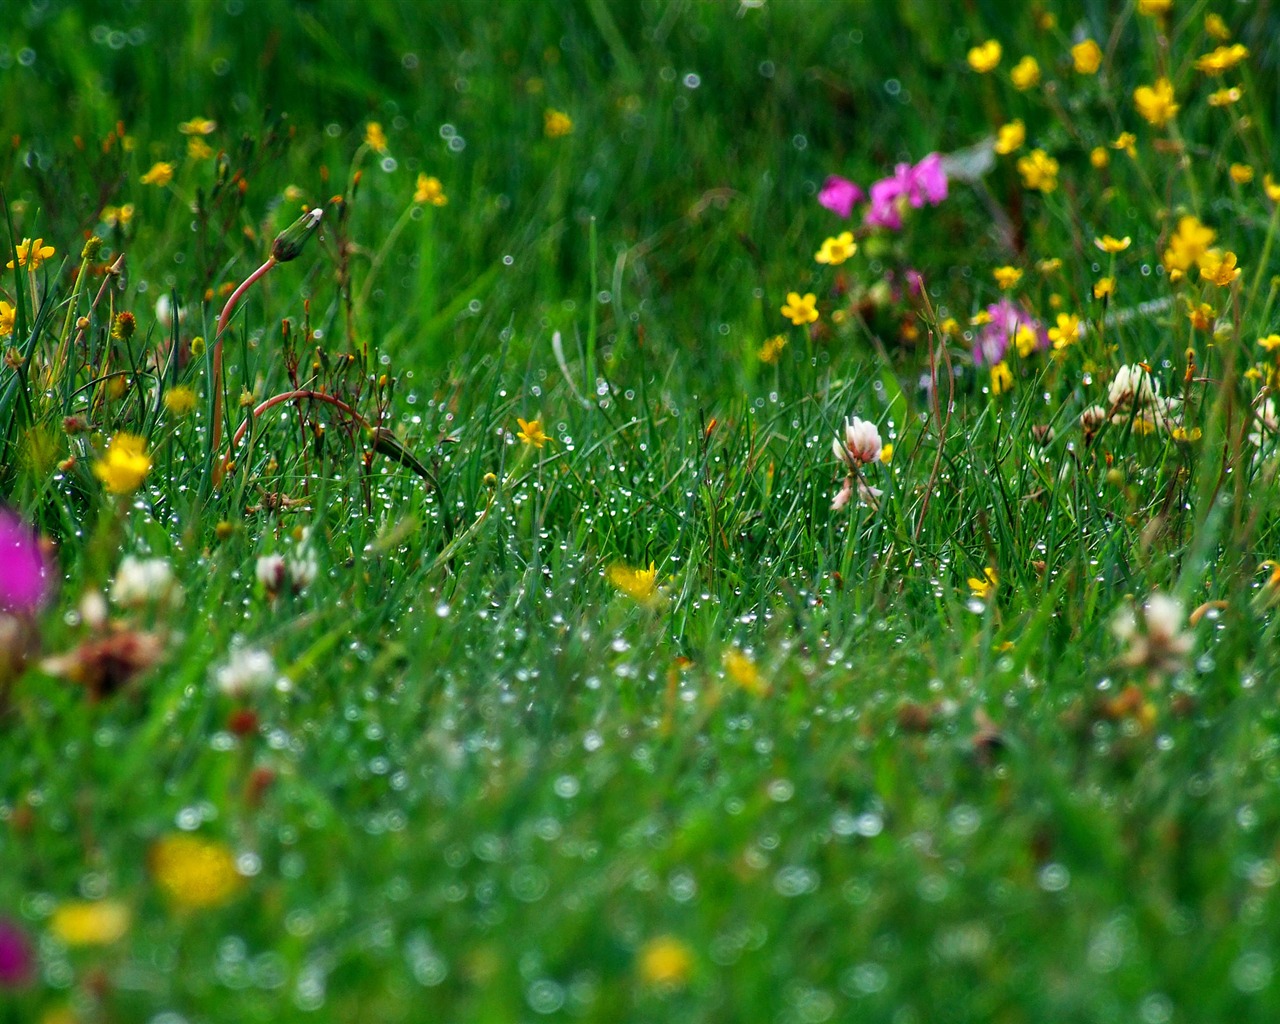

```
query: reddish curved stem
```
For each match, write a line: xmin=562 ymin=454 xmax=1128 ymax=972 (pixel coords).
xmin=225 ymin=389 xmax=368 ymax=467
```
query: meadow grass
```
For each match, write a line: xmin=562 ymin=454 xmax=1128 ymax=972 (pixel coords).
xmin=3 ymin=1 xmax=1280 ymax=1020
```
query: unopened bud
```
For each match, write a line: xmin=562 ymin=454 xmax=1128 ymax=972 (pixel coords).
xmin=271 ymin=207 xmax=323 ymax=263
xmin=81 ymin=235 xmax=103 ymax=261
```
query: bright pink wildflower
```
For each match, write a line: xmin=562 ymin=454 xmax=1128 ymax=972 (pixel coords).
xmin=972 ymin=298 xmax=1045 ymax=365
xmin=0 ymin=918 xmax=33 ymax=988
xmin=911 ymin=153 xmax=948 ymax=205
xmin=864 ymin=153 xmax=948 ymax=230
xmin=864 ymin=177 xmax=906 ymax=230
xmin=818 ymin=175 xmax=865 ymax=218
xmin=0 ymin=510 xmax=49 ymax=613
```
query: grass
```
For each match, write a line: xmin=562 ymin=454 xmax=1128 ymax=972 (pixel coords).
xmin=4 ymin=0 xmax=1280 ymax=1020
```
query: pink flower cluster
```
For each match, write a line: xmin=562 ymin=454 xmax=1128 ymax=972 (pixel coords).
xmin=972 ymin=298 xmax=1046 ymax=366
xmin=0 ymin=510 xmax=49 ymax=613
xmin=818 ymin=153 xmax=948 ymax=230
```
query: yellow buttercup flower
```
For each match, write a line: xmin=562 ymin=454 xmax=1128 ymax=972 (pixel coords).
xmin=814 ymin=231 xmax=856 ymax=266
xmin=990 ymin=361 xmax=1014 ymax=395
xmin=1186 ymin=302 xmax=1216 ymax=331
xmin=543 ymin=109 xmax=573 ymax=138
xmin=607 ymin=561 xmax=663 ymax=607
xmin=164 ymin=385 xmax=198 ymax=416
xmin=140 ymin=161 xmax=174 ymax=187
xmin=1163 ymin=215 xmax=1216 ymax=277
xmin=1133 ymin=78 xmax=1178 ymax=128
xmin=414 ymin=173 xmax=447 ymax=206
xmin=992 ymin=265 xmax=1023 ymax=289
xmin=1094 ymin=277 xmax=1115 ymax=300
xmin=364 ymin=121 xmax=388 ymax=153
xmin=178 ymin=117 xmax=217 ymax=135
xmin=150 ymin=834 xmax=244 ymax=910
xmin=1111 ymin=132 xmax=1137 ymax=158
xmin=1258 ymin=335 xmax=1280 ymax=352
xmin=724 ymin=648 xmax=769 ymax=696
xmin=780 ymin=292 xmax=819 ymax=325
xmin=93 ymin=434 xmax=151 ymax=494
xmin=1194 ymin=44 xmax=1249 ymax=75
xmin=50 ymin=901 xmax=131 ymax=946
xmin=967 ymin=40 xmax=1002 ymax=74
xmin=1230 ymin=164 xmax=1254 ymax=184
xmin=1016 ymin=149 xmax=1059 ymax=193
xmin=1205 ymin=13 xmax=1231 ymax=40
xmin=993 ymin=119 xmax=1024 ymax=156
xmin=1090 ymin=146 xmax=1109 ymax=169
xmin=1071 ymin=39 xmax=1102 ymax=75
xmin=638 ymin=936 xmax=693 ymax=989
xmin=1137 ymin=0 xmax=1171 ymax=15
xmin=187 ymin=137 xmax=214 ymax=160
xmin=968 ymin=568 xmax=998 ymax=600
xmin=758 ymin=334 xmax=787 ymax=364
xmin=1048 ymin=312 xmax=1082 ymax=350
xmin=1198 ymin=249 xmax=1242 ymax=287
xmin=1094 ymin=235 xmax=1131 ymax=253
xmin=1014 ymin=324 xmax=1039 ymax=358
xmin=1010 ymin=55 xmax=1040 ymax=90
xmin=1266 ymin=175 xmax=1280 ymax=203
xmin=1036 ymin=258 xmax=1062 ymax=275
xmin=879 ymin=443 xmax=894 ymax=464
xmin=8 ymin=237 xmax=55 ymax=270
xmin=1208 ymin=86 xmax=1242 ymax=107
xmin=0 ymin=300 xmax=14 ymax=336
xmin=516 ymin=417 xmax=549 ymax=448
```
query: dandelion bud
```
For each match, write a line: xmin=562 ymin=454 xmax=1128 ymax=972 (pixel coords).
xmin=270 ymin=207 xmax=323 ymax=263
xmin=110 ymin=311 xmax=136 ymax=341
xmin=76 ymin=316 xmax=90 ymax=331
xmin=81 ymin=235 xmax=103 ymax=261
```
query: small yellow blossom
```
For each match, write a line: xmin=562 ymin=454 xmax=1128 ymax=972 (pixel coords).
xmin=414 ymin=173 xmax=447 ymax=206
xmin=164 ymin=385 xmax=198 ymax=416
xmin=544 ymin=109 xmax=574 ymax=138
xmin=1137 ymin=0 xmax=1171 ymax=16
xmin=815 ymin=231 xmax=856 ymax=266
xmin=781 ymin=292 xmax=819 ymax=326
xmin=516 ymin=417 xmax=549 ymax=448
xmin=1230 ymin=164 xmax=1254 ymax=184
xmin=1198 ymin=249 xmax=1242 ymax=287
xmin=50 ymin=901 xmax=131 ymax=946
xmin=990 ymin=361 xmax=1014 ymax=395
xmin=758 ymin=335 xmax=787 ymax=364
xmin=939 ymin=317 xmax=960 ymax=337
xmin=140 ymin=162 xmax=174 ymax=187
xmin=0 ymin=300 xmax=14 ymax=336
xmin=1036 ymin=258 xmax=1062 ymax=275
xmin=879 ymin=443 xmax=894 ymax=464
xmin=638 ymin=936 xmax=693 ymax=989
xmin=1163 ymin=215 xmax=1216 ymax=276
xmin=1171 ymin=426 xmax=1202 ymax=443
xmin=1195 ymin=44 xmax=1249 ymax=75
xmin=93 ymin=434 xmax=152 ymax=494
xmin=1186 ymin=302 xmax=1216 ymax=331
xmin=1205 ymin=13 xmax=1231 ymax=40
xmin=1266 ymin=175 xmax=1280 ymax=203
xmin=1208 ymin=86 xmax=1243 ymax=107
xmin=8 ymin=237 xmax=56 ymax=270
xmin=1014 ymin=324 xmax=1039 ymax=358
xmin=1048 ymin=312 xmax=1082 ymax=350
xmin=1016 ymin=149 xmax=1059 ymax=193
xmin=1260 ymin=335 xmax=1280 ymax=352
xmin=1090 ymin=146 xmax=1110 ymax=169
xmin=1010 ymin=55 xmax=1040 ymax=90
xmin=1134 ymin=78 xmax=1179 ymax=128
xmin=993 ymin=120 xmax=1025 ymax=156
xmin=992 ymin=265 xmax=1023 ymax=289
xmin=178 ymin=117 xmax=217 ymax=135
xmin=970 ymin=310 xmax=993 ymax=327
xmin=968 ymin=567 xmax=998 ymax=600
xmin=150 ymin=834 xmax=244 ymax=910
xmin=187 ymin=137 xmax=214 ymax=160
xmin=102 ymin=204 xmax=135 ymax=228
xmin=724 ymin=648 xmax=769 ymax=696
xmin=1111 ymin=132 xmax=1137 ymax=158
xmin=1071 ymin=39 xmax=1103 ymax=75
xmin=607 ymin=561 xmax=663 ymax=607
xmin=364 ymin=121 xmax=388 ymax=153
xmin=967 ymin=40 xmax=1002 ymax=74
xmin=1094 ymin=235 xmax=1131 ymax=253
xmin=1094 ymin=277 xmax=1116 ymax=300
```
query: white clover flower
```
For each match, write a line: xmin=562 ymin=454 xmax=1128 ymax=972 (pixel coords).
xmin=1249 ymin=397 xmax=1278 ymax=448
xmin=256 ymin=554 xmax=288 ymax=594
xmin=832 ymin=416 xmax=882 ymax=469
xmin=1113 ymin=591 xmax=1191 ymax=682
xmin=1108 ymin=364 xmax=1158 ymax=410
xmin=286 ymin=548 xmax=318 ymax=592
xmin=214 ymin=645 xmax=276 ymax=698
xmin=111 ymin=555 xmax=181 ymax=608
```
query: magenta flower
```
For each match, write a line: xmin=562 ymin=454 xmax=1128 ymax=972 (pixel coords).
xmin=818 ymin=175 xmax=864 ymax=218
xmin=863 ymin=153 xmax=949 ymax=230
xmin=0 ymin=918 xmax=33 ymax=988
xmin=973 ymin=298 xmax=1045 ymax=365
xmin=911 ymin=153 xmax=948 ymax=205
xmin=0 ymin=510 xmax=49 ymax=613
xmin=864 ymin=177 xmax=906 ymax=230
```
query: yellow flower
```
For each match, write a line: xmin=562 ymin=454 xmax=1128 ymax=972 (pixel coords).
xmin=164 ymin=385 xmax=198 ymax=416
xmin=1094 ymin=235 xmax=1131 ymax=253
xmin=1111 ymin=132 xmax=1137 ymax=158
xmin=150 ymin=835 xmax=244 ymax=910
xmin=364 ymin=121 xmax=388 ymax=153
xmin=1048 ymin=312 xmax=1082 ymax=350
xmin=993 ymin=120 xmax=1025 ymax=156
xmin=638 ymin=936 xmax=693 ymax=989
xmin=102 ymin=203 xmax=135 ymax=228
xmin=1016 ymin=149 xmax=1059 ymax=193
xmin=8 ymin=237 xmax=56 ymax=270
xmin=1205 ymin=13 xmax=1231 ymax=40
xmin=1163 ymin=215 xmax=1216 ymax=276
xmin=1036 ymin=258 xmax=1062 ymax=275
xmin=1010 ymin=55 xmax=1040 ymax=90
xmin=990 ymin=361 xmax=1014 ymax=395
xmin=178 ymin=117 xmax=217 ymax=135
xmin=1209 ymin=86 xmax=1243 ymax=107
xmin=516 ymin=417 xmax=549 ymax=448
xmin=93 ymin=434 xmax=151 ymax=494
xmin=781 ymin=292 xmax=819 ymax=325
xmin=1094 ymin=277 xmax=1116 ymax=300
xmin=724 ymin=648 xmax=769 ymax=696
xmin=1171 ymin=426 xmax=1202 ymax=443
xmin=1230 ymin=163 xmax=1254 ymax=184
xmin=544 ymin=109 xmax=574 ymax=138
xmin=414 ymin=173 xmax=447 ymax=206
xmin=1014 ymin=324 xmax=1039 ymax=358
xmin=187 ymin=137 xmax=214 ymax=160
xmin=1198 ymin=249 xmax=1242 ymax=287
xmin=607 ymin=561 xmax=663 ymax=607
xmin=1260 ymin=335 xmax=1280 ymax=352
xmin=814 ymin=231 xmax=856 ymax=266
xmin=1133 ymin=78 xmax=1179 ymax=128
xmin=968 ymin=567 xmax=998 ymax=600
xmin=140 ymin=161 xmax=174 ymax=187
xmin=1090 ymin=146 xmax=1110 ymax=169
xmin=992 ymin=265 xmax=1022 ymax=289
xmin=50 ymin=901 xmax=131 ymax=946
xmin=1137 ymin=0 xmax=1171 ymax=15
xmin=1267 ymin=175 xmax=1280 ymax=203
xmin=970 ymin=310 xmax=993 ymax=327
xmin=1186 ymin=302 xmax=1216 ymax=331
xmin=1071 ymin=39 xmax=1102 ymax=75
xmin=0 ymin=300 xmax=14 ymax=336
xmin=758 ymin=334 xmax=787 ymax=364
xmin=879 ymin=443 xmax=894 ymax=464
xmin=967 ymin=40 xmax=1002 ymax=74
xmin=1195 ymin=44 xmax=1249 ymax=75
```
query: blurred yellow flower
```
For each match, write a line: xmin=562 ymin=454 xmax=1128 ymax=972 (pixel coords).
xmin=1137 ymin=0 xmax=1171 ymax=15
xmin=1048 ymin=312 xmax=1082 ymax=350
xmin=1111 ymin=132 xmax=1137 ymax=158
xmin=164 ymin=385 xmax=198 ymax=416
xmin=187 ymin=137 xmax=214 ymax=160
xmin=815 ymin=231 xmax=856 ymax=266
xmin=967 ymin=40 xmax=1002 ymax=73
xmin=1071 ymin=39 xmax=1102 ymax=74
xmin=93 ymin=434 xmax=151 ymax=494
xmin=993 ymin=119 xmax=1024 ymax=155
xmin=50 ymin=901 xmax=130 ymax=946
xmin=516 ymin=417 xmax=548 ymax=448
xmin=1090 ymin=146 xmax=1109 ymax=169
xmin=0 ymin=300 xmax=14 ymax=336
xmin=1163 ymin=215 xmax=1215 ymax=276
xmin=1016 ymin=149 xmax=1058 ymax=193
xmin=968 ymin=568 xmax=998 ymax=600
xmin=758 ymin=335 xmax=787 ymax=364
xmin=102 ymin=203 xmax=135 ymax=228
xmin=1267 ymin=175 xmax=1280 ymax=203
xmin=544 ymin=109 xmax=574 ymax=138
xmin=1186 ymin=302 xmax=1216 ymax=331
xmin=1230 ymin=164 xmax=1254 ymax=184
xmin=1094 ymin=277 xmax=1115 ymax=300
xmin=992 ymin=265 xmax=1023 ymax=289
xmin=8 ymin=237 xmax=55 ymax=270
xmin=178 ymin=117 xmax=217 ymax=135
xmin=1259 ymin=335 xmax=1280 ymax=352
xmin=724 ymin=648 xmax=769 ymax=696
xmin=1195 ymin=44 xmax=1249 ymax=74
xmin=1010 ymin=55 xmax=1040 ymax=90
xmin=638 ymin=936 xmax=693 ymax=988
xmin=364 ymin=121 xmax=388 ymax=153
xmin=1094 ymin=235 xmax=1131 ymax=253
xmin=1014 ymin=324 xmax=1039 ymax=358
xmin=140 ymin=162 xmax=174 ymax=187
xmin=1205 ymin=13 xmax=1231 ymax=39
xmin=879 ymin=443 xmax=894 ymax=464
xmin=414 ymin=173 xmax=447 ymax=206
xmin=990 ymin=361 xmax=1014 ymax=395
xmin=150 ymin=834 xmax=243 ymax=910
xmin=1133 ymin=78 xmax=1178 ymax=127
xmin=781 ymin=292 xmax=819 ymax=325
xmin=1208 ymin=86 xmax=1243 ymax=107
xmin=607 ymin=561 xmax=662 ymax=607
xmin=1198 ymin=249 xmax=1242 ymax=286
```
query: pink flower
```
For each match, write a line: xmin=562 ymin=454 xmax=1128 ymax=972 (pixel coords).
xmin=818 ymin=175 xmax=865 ymax=218
xmin=911 ymin=153 xmax=948 ymax=205
xmin=863 ymin=154 xmax=948 ymax=230
xmin=0 ymin=510 xmax=49 ymax=613
xmin=0 ymin=918 xmax=33 ymax=989
xmin=833 ymin=416 xmax=883 ymax=469
xmin=973 ymin=298 xmax=1044 ymax=365
xmin=864 ymin=177 xmax=906 ymax=230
